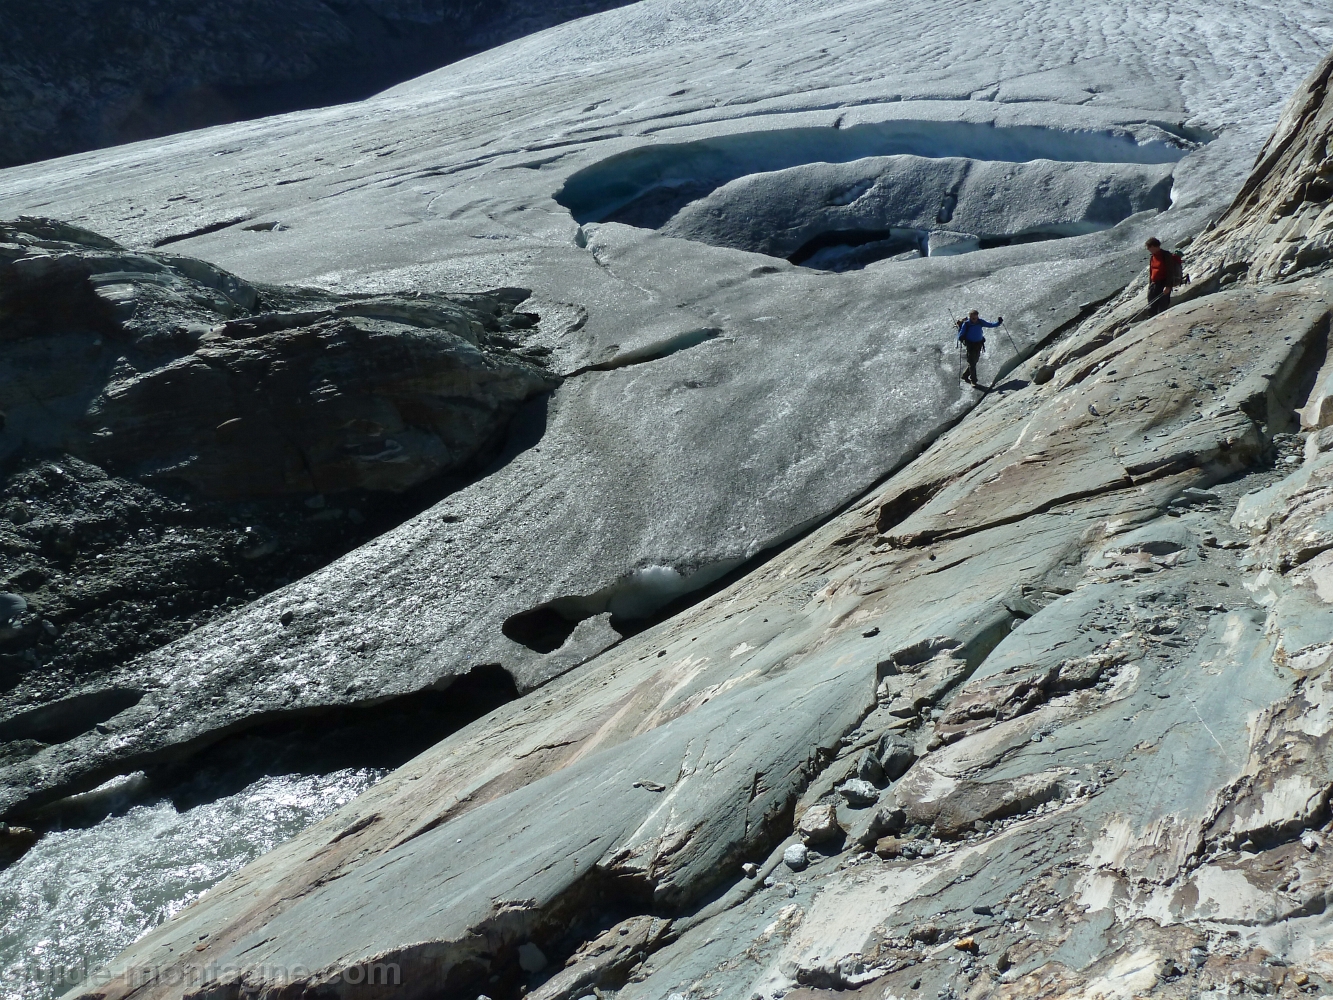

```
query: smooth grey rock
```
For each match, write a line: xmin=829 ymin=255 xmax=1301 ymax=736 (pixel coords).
xmin=1100 ymin=520 xmax=1198 ymax=558
xmin=782 ymin=843 xmax=809 ymax=871
xmin=837 ymin=779 xmax=880 ymax=808
xmin=1172 ymin=486 xmax=1221 ymax=506
xmin=839 ymin=801 xmax=885 ymax=848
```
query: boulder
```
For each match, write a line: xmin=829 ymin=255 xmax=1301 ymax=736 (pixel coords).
xmin=783 ymin=843 xmax=809 ymax=871
xmin=837 ymin=779 xmax=880 ymax=808
xmin=873 ymin=835 xmax=904 ymax=859
xmin=858 ymin=804 xmax=908 ymax=847
xmin=877 ymin=735 xmax=916 ymax=781
xmin=796 ymin=803 xmax=841 ymax=845
xmin=854 ymin=748 xmax=885 ymax=786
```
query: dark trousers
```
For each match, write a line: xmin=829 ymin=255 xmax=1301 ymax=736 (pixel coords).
xmin=963 ymin=340 xmax=983 ymax=384
xmin=1147 ymin=282 xmax=1172 ymax=316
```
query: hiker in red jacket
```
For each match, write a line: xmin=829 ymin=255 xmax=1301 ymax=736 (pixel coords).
xmin=1145 ymin=237 xmax=1181 ymax=317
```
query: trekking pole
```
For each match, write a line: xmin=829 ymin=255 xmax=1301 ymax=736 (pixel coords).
xmin=998 ymin=318 xmax=1021 ymax=357
xmin=1145 ymin=289 xmax=1169 ymax=315
xmin=944 ymin=310 xmax=965 ymax=381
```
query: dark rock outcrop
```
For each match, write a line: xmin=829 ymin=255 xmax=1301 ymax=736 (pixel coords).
xmin=0 ymin=0 xmax=638 ymax=168
xmin=1 ymin=217 xmax=557 ymax=499
xmin=0 ymin=217 xmax=555 ymax=748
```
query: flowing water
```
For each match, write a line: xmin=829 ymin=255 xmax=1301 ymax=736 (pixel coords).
xmin=0 ymin=767 xmax=384 ymax=1000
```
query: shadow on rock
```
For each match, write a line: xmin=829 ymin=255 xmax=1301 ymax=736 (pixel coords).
xmin=0 ymin=217 xmax=558 ymax=777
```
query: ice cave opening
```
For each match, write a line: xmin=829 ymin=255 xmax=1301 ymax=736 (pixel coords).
xmin=556 ymin=119 xmax=1204 ymax=271
xmin=503 ymin=559 xmax=745 ymax=653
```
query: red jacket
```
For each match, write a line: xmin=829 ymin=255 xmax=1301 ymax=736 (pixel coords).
xmin=1149 ymin=248 xmax=1175 ymax=285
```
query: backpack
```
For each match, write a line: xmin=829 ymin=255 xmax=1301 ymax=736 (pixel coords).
xmin=1166 ymin=251 xmax=1185 ymax=286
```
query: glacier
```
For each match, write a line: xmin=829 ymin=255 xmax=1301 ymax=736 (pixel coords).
xmin=1 ymin=0 xmax=1333 ymax=996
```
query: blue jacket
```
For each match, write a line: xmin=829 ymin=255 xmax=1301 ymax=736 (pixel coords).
xmin=957 ymin=317 xmax=999 ymax=343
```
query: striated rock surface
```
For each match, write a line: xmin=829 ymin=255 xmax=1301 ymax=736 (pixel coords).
xmin=65 ymin=45 xmax=1333 ymax=1000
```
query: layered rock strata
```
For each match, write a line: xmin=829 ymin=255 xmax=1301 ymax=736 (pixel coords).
xmin=69 ymin=45 xmax=1333 ymax=1000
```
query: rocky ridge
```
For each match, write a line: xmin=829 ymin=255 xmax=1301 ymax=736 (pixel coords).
xmin=66 ymin=43 xmax=1333 ymax=1000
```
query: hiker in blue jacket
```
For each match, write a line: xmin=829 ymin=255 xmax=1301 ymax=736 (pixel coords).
xmin=957 ymin=309 xmax=1003 ymax=386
